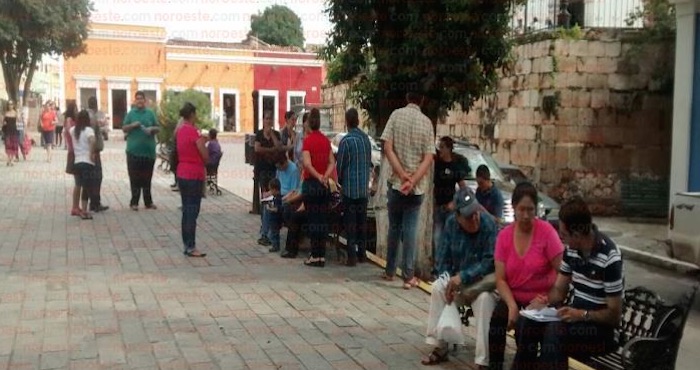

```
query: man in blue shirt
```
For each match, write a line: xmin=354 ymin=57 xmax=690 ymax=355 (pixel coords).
xmin=475 ymin=165 xmax=504 ymax=223
xmin=336 ymin=108 xmax=372 ymax=266
xmin=423 ymin=187 xmax=498 ymax=369
xmin=263 ymin=154 xmax=301 ymax=252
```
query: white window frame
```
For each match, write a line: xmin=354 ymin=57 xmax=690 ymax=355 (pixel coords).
xmin=106 ymin=76 xmax=132 ymax=132
xmin=136 ymin=77 xmax=163 ymax=104
xmin=286 ymin=90 xmax=307 ymax=116
xmin=258 ymin=89 xmax=279 ymax=131
xmin=193 ymin=86 xmax=215 ymax=120
xmin=74 ymin=75 xmax=101 ymax=113
xmin=219 ymin=88 xmax=241 ymax=133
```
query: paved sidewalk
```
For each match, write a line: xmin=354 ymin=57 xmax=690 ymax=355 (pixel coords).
xmin=0 ymin=140 xmax=496 ymax=369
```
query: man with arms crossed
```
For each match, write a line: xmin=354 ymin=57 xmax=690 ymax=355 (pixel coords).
xmin=380 ymin=91 xmax=435 ymax=289
xmin=530 ymin=196 xmax=624 ymax=369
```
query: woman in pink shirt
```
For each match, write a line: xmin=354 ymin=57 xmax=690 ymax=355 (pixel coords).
xmin=490 ymin=182 xmax=563 ymax=370
xmin=176 ymin=102 xmax=209 ymax=257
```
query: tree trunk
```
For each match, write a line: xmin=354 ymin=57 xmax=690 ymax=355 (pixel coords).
xmin=22 ymin=54 xmax=38 ymax=106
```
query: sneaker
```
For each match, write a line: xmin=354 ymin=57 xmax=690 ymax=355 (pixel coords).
xmin=257 ymin=237 xmax=271 ymax=246
xmin=145 ymin=204 xmax=158 ymax=210
xmin=269 ymin=246 xmax=280 ymax=253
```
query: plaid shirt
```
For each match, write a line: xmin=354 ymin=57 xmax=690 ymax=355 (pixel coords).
xmin=380 ymin=103 xmax=434 ymax=195
xmin=337 ymin=128 xmax=372 ymax=199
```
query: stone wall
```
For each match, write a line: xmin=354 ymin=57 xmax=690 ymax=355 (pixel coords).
xmin=322 ymin=30 xmax=674 ymax=215
xmin=440 ymin=30 xmax=673 ymax=215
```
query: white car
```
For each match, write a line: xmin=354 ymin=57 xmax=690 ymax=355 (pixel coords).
xmin=330 ymin=131 xmax=382 ymax=168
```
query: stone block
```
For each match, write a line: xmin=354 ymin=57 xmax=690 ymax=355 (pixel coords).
xmin=557 ymin=108 xmax=578 ymax=125
xmin=590 ymin=89 xmax=610 ymax=109
xmin=574 ymin=91 xmax=592 ymax=108
xmin=497 ymin=92 xmax=511 ymax=109
xmin=576 ymin=57 xmax=597 ymax=73
xmin=541 ymin=125 xmax=557 ymax=142
xmin=588 ymin=41 xmax=607 ymax=57
xmin=566 ymin=73 xmax=587 ymax=88
xmin=597 ymin=58 xmax=618 ymax=74
xmin=540 ymin=74 xmax=555 ymax=89
xmin=593 ymin=108 xmax=617 ymax=127
xmin=533 ymin=57 xmax=554 ymax=73
xmin=520 ymin=108 xmax=536 ymax=125
xmin=577 ymin=108 xmax=595 ymax=126
xmin=552 ymin=39 xmax=570 ymax=57
xmin=527 ymin=90 xmax=541 ymax=108
xmin=608 ymin=74 xmax=645 ymax=91
xmin=586 ymin=74 xmax=608 ymax=89
xmin=605 ymin=42 xmax=622 ymax=57
xmin=517 ymin=125 xmax=538 ymax=140
xmin=506 ymin=108 xmax=518 ymax=125
xmin=516 ymin=59 xmax=532 ymax=75
xmin=559 ymin=90 xmax=573 ymax=108
xmin=570 ymin=40 xmax=590 ymax=57
xmin=556 ymin=56 xmax=578 ymax=73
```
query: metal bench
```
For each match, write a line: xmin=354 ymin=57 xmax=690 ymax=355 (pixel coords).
xmin=575 ymin=284 xmax=698 ymax=370
xmin=456 ymin=284 xmax=698 ymax=370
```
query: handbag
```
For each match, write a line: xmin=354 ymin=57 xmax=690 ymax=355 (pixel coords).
xmin=65 ymin=150 xmax=75 ymax=175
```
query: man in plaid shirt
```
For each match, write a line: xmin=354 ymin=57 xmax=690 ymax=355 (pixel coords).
xmin=380 ymin=91 xmax=435 ymax=289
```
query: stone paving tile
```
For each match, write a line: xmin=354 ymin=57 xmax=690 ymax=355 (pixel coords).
xmin=0 ymin=140 xmax=517 ymax=370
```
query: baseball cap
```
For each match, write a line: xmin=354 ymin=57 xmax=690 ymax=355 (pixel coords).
xmin=454 ymin=187 xmax=480 ymax=217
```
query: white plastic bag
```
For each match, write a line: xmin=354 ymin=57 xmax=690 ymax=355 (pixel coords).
xmin=437 ymin=302 xmax=465 ymax=345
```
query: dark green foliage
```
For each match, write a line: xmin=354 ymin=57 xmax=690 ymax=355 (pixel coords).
xmin=157 ymin=89 xmax=215 ymax=145
xmin=249 ymin=5 xmax=305 ymax=48
xmin=0 ymin=0 xmax=92 ymax=104
xmin=322 ymin=0 xmax=523 ymax=133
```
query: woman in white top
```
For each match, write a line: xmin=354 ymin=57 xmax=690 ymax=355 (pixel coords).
xmin=70 ymin=110 xmax=97 ymax=220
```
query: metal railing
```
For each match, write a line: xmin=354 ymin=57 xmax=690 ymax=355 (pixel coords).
xmin=510 ymin=0 xmax=645 ymax=34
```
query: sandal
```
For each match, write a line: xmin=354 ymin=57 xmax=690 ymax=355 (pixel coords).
xmin=403 ymin=277 xmax=419 ymax=290
xmin=79 ymin=212 xmax=93 ymax=220
xmin=71 ymin=208 xmax=81 ymax=216
xmin=381 ymin=273 xmax=395 ymax=281
xmin=130 ymin=205 xmax=139 ymax=211
xmin=184 ymin=250 xmax=207 ymax=258
xmin=420 ymin=348 xmax=449 ymax=365
xmin=303 ymin=258 xmax=325 ymax=268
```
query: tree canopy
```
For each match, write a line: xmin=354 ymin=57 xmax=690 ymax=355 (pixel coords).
xmin=0 ymin=0 xmax=92 ymax=104
xmin=249 ymin=5 xmax=305 ymax=48
xmin=157 ymin=89 xmax=215 ymax=145
xmin=322 ymin=0 xmax=522 ymax=133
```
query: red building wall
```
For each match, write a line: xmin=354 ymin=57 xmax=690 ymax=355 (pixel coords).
xmin=253 ymin=53 xmax=323 ymax=129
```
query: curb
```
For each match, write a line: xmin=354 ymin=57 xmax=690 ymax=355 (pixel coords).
xmin=617 ymin=245 xmax=700 ymax=275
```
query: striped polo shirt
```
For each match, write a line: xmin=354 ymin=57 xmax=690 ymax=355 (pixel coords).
xmin=560 ymin=226 xmax=624 ymax=310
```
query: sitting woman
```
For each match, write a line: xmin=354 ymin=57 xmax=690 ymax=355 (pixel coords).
xmin=489 ymin=182 xmax=564 ymax=370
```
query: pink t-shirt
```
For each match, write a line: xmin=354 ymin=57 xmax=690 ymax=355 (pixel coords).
xmin=176 ymin=123 xmax=205 ymax=181
xmin=495 ymin=219 xmax=564 ymax=305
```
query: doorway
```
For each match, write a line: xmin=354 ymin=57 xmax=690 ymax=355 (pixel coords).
xmin=79 ymin=88 xmax=97 ymax=111
xmin=111 ymin=89 xmax=127 ymax=129
xmin=221 ymin=93 xmax=237 ymax=132
xmin=258 ymin=90 xmax=279 ymax=130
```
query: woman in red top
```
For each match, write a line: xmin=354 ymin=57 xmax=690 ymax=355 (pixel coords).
xmin=301 ymin=108 xmax=336 ymax=267
xmin=176 ymin=102 xmax=209 ymax=257
xmin=40 ymin=101 xmax=57 ymax=163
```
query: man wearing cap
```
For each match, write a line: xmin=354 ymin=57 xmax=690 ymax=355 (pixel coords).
xmin=422 ymin=187 xmax=498 ymax=369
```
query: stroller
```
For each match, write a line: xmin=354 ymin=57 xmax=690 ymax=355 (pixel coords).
xmin=206 ymin=152 xmax=223 ymax=196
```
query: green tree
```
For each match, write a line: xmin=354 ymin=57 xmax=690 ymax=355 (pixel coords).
xmin=0 ymin=0 xmax=92 ymax=104
xmin=249 ymin=5 xmax=305 ymax=48
xmin=157 ymin=89 xmax=215 ymax=145
xmin=322 ymin=0 xmax=523 ymax=134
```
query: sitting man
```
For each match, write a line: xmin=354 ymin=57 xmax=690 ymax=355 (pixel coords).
xmin=475 ymin=165 xmax=504 ymax=224
xmin=422 ymin=187 xmax=498 ymax=369
xmin=531 ymin=196 xmax=624 ymax=369
xmin=280 ymin=182 xmax=306 ymax=259
xmin=264 ymin=153 xmax=301 ymax=253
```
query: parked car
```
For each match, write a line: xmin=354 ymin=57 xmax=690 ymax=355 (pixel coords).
xmin=330 ymin=131 xmax=382 ymax=168
xmin=499 ymin=162 xmax=529 ymax=185
xmin=451 ymin=140 xmax=560 ymax=224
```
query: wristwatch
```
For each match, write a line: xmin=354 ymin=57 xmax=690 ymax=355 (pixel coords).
xmin=583 ymin=310 xmax=591 ymax=322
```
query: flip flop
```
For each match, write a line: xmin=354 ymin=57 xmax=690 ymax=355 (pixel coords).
xmin=79 ymin=212 xmax=93 ymax=220
xmin=184 ymin=251 xmax=206 ymax=258
xmin=421 ymin=348 xmax=449 ymax=365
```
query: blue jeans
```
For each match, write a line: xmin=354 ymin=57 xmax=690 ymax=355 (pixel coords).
xmin=265 ymin=209 xmax=282 ymax=250
xmin=178 ymin=178 xmax=203 ymax=254
xmin=386 ymin=189 xmax=424 ymax=280
xmin=432 ymin=204 xmax=451 ymax=275
xmin=260 ymin=207 xmax=270 ymax=239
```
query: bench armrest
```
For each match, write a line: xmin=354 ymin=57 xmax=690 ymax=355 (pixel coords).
xmin=622 ymin=335 xmax=675 ymax=370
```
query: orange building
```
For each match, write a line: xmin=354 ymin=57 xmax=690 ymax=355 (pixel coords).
xmin=61 ymin=22 xmax=324 ymax=133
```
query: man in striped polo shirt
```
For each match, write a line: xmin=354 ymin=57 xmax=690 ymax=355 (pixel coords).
xmin=336 ymin=108 xmax=373 ymax=266
xmin=533 ymin=197 xmax=624 ymax=369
